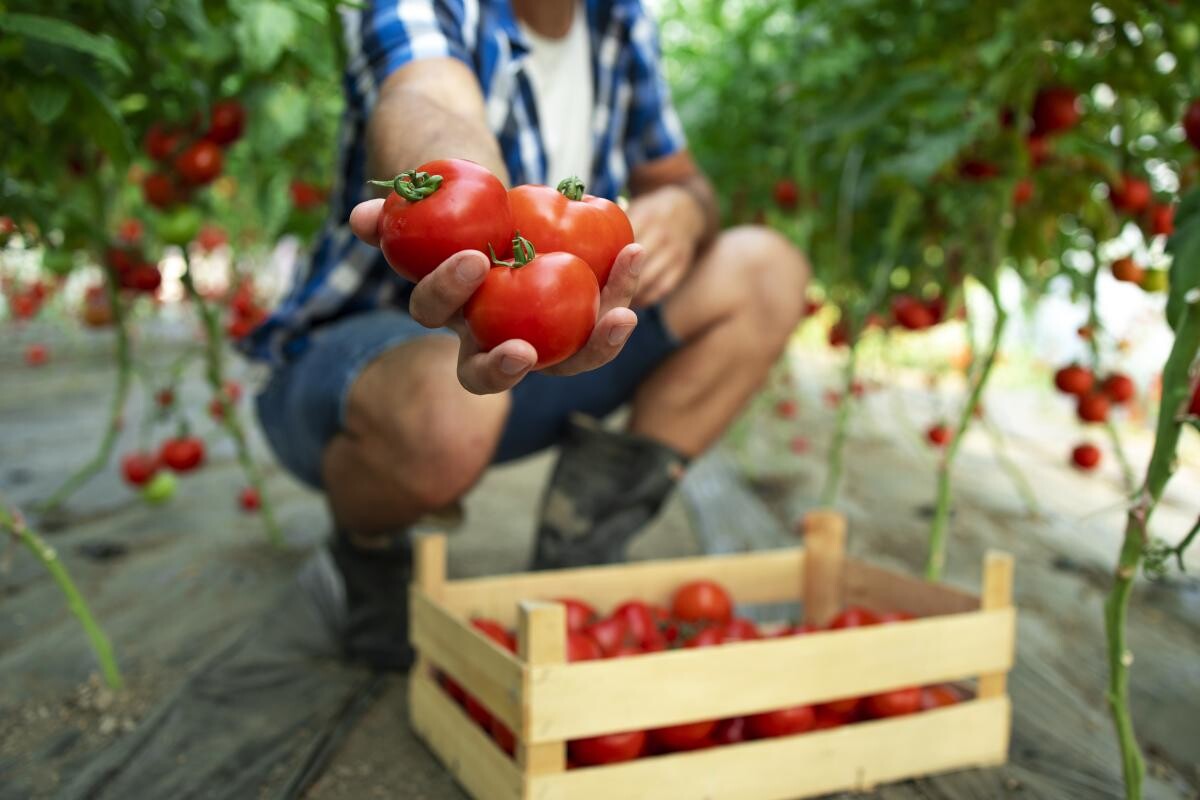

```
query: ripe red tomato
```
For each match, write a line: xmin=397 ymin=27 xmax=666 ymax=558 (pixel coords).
xmin=24 ymin=343 xmax=49 ymax=366
xmin=1147 ymin=204 xmax=1174 ymax=237
xmin=239 ymin=486 xmax=261 ymax=512
xmin=813 ymin=706 xmax=854 ymax=730
xmin=464 ymin=241 xmax=599 ymax=369
xmin=156 ymin=388 xmax=175 ymax=408
xmin=712 ymin=717 xmax=748 ymax=745
xmin=175 ymin=140 xmax=224 ymax=186
xmin=720 ymin=618 xmax=761 ymax=643
xmin=684 ymin=626 xmax=725 ymax=649
xmin=204 ymin=99 xmax=246 ymax=146
xmin=1071 ymin=443 xmax=1102 ymax=471
xmin=196 ymin=224 xmax=228 ymax=253
xmin=775 ymin=398 xmax=798 ymax=419
xmin=1054 ymin=364 xmax=1094 ymax=397
xmin=789 ymin=435 xmax=809 ymax=454
xmin=926 ymin=424 xmax=951 ymax=448
xmin=828 ymin=320 xmax=851 ymax=347
xmin=1012 ymin=178 xmax=1034 ymax=207
xmin=1111 ymin=257 xmax=1144 ymax=285
xmin=376 ymin=159 xmax=513 ymax=283
xmin=290 ymin=180 xmax=325 ymax=211
xmin=118 ymin=218 xmax=144 ymax=243
xmin=11 ymin=292 xmax=40 ymax=320
xmin=567 ymin=631 xmax=603 ymax=662
xmin=1109 ymin=176 xmax=1151 ymax=215
xmin=82 ymin=287 xmax=113 ymax=327
xmin=864 ymin=687 xmax=922 ymax=719
xmin=1025 ymin=135 xmax=1050 ymax=166
xmin=746 ymin=705 xmax=816 ymax=738
xmin=610 ymin=600 xmax=656 ymax=645
xmin=958 ymin=159 xmax=999 ymax=181
xmin=508 ymin=178 xmax=633 ymax=288
xmin=1076 ymin=393 xmax=1111 ymax=424
xmin=1184 ymin=99 xmax=1200 ymax=151
xmin=160 ymin=436 xmax=206 ymax=472
xmin=1191 ymin=382 xmax=1200 ymax=417
xmin=143 ymin=172 xmax=178 ymax=209
xmin=1101 ymin=373 xmax=1135 ymax=405
xmin=892 ymin=295 xmax=935 ymax=330
xmin=920 ymin=684 xmax=962 ymax=710
xmin=556 ymin=598 xmax=597 ymax=633
xmin=672 ymin=579 xmax=733 ymax=625
xmin=144 ymin=123 xmax=182 ymax=161
xmin=461 ymin=620 xmax=517 ymax=729
xmin=121 ymin=452 xmax=159 ymax=486
xmin=828 ymin=606 xmax=879 ymax=629
xmin=1031 ymin=87 xmax=1080 ymax=136
xmin=568 ymin=730 xmax=646 ymax=766
xmin=773 ymin=179 xmax=800 ymax=210
xmin=583 ymin=616 xmax=628 ymax=657
xmin=472 ymin=618 xmax=516 ymax=652
xmin=650 ymin=719 xmax=716 ymax=751
xmin=124 ymin=264 xmax=162 ymax=294
xmin=489 ymin=718 xmax=516 ymax=756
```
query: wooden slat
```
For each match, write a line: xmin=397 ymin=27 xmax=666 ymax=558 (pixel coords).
xmin=978 ymin=551 xmax=1014 ymax=699
xmin=844 ymin=559 xmax=979 ymax=617
xmin=408 ymin=669 xmax=523 ymax=800
xmin=441 ymin=549 xmax=804 ymax=625
xmin=410 ymin=589 xmax=524 ymax=730
xmin=518 ymin=602 xmax=566 ymax=777
xmin=525 ymin=609 xmax=1014 ymax=742
xmin=801 ymin=510 xmax=846 ymax=625
xmin=413 ymin=535 xmax=447 ymax=680
xmin=528 ymin=697 xmax=1011 ymax=800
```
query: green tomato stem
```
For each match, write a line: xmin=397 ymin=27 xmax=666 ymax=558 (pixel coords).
xmin=556 ymin=176 xmax=586 ymax=201
xmin=369 ymin=170 xmax=443 ymax=202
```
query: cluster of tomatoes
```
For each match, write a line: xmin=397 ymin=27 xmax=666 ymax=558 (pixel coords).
xmin=141 ymin=100 xmax=245 ymax=211
xmin=1053 ymin=363 xmax=1138 ymax=471
xmin=375 ymin=160 xmax=633 ymax=367
xmin=118 ymin=379 xmax=259 ymax=511
xmin=223 ymin=277 xmax=268 ymax=340
xmin=439 ymin=580 xmax=963 ymax=767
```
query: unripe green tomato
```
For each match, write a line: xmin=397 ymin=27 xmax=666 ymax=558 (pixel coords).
xmin=157 ymin=207 xmax=202 ymax=246
xmin=1139 ymin=269 xmax=1168 ymax=293
xmin=141 ymin=472 xmax=177 ymax=504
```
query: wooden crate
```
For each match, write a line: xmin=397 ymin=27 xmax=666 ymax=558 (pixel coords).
xmin=408 ymin=510 xmax=1016 ymax=800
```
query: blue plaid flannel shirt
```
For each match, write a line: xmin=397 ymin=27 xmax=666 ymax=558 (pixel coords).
xmin=244 ymin=0 xmax=687 ymax=365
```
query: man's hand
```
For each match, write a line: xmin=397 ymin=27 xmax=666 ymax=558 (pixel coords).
xmin=626 ymin=184 xmax=706 ymax=308
xmin=350 ymin=199 xmax=642 ymax=395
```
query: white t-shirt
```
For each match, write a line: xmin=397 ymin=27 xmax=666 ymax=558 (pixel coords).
xmin=518 ymin=4 xmax=594 ymax=185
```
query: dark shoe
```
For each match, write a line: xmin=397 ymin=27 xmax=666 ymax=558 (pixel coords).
xmin=532 ymin=415 xmax=689 ymax=570
xmin=309 ymin=532 xmax=413 ymax=671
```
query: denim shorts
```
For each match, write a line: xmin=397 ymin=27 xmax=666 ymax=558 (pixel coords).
xmin=256 ymin=307 xmax=681 ymax=488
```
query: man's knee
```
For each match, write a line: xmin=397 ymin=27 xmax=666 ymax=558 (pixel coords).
xmin=716 ymin=225 xmax=810 ymax=334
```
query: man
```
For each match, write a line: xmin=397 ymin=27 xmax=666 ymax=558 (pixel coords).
xmin=245 ymin=0 xmax=808 ymax=669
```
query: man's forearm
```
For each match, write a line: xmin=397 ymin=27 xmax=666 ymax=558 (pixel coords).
xmin=675 ymin=173 xmax=720 ymax=247
xmin=365 ymin=85 xmax=509 ymax=188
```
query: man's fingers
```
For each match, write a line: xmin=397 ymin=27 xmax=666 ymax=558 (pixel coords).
xmin=409 ymin=250 xmax=491 ymax=328
xmin=457 ymin=338 xmax=537 ymax=395
xmin=349 ymin=199 xmax=385 ymax=246
xmin=599 ymin=243 xmax=644 ymax=314
xmin=542 ymin=307 xmax=638 ymax=376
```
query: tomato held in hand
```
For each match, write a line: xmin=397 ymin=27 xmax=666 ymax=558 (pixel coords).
xmin=464 ymin=237 xmax=600 ymax=369
xmin=160 ymin=436 xmax=206 ymax=472
xmin=568 ymin=730 xmax=646 ymax=766
xmin=375 ymin=159 xmax=513 ymax=283
xmin=175 ymin=140 xmax=224 ymax=186
xmin=509 ymin=177 xmax=633 ymax=288
xmin=672 ymin=579 xmax=733 ymax=625
xmin=746 ymin=705 xmax=816 ymax=738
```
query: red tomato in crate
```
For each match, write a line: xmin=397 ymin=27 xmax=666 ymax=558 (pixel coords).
xmin=376 ymin=159 xmax=513 ymax=283
xmin=813 ymin=706 xmax=854 ymax=730
xmin=712 ymin=716 xmax=749 ymax=745
xmin=490 ymin=718 xmax=516 ymax=756
xmin=568 ymin=730 xmax=646 ymax=767
xmin=746 ymin=705 xmax=816 ymax=738
xmin=508 ymin=178 xmax=633 ymax=288
xmin=650 ymin=719 xmax=717 ymax=752
xmin=583 ymin=616 xmax=628 ymax=657
xmin=555 ymin=597 xmax=596 ymax=632
xmin=828 ymin=606 xmax=879 ymax=629
xmin=864 ymin=687 xmax=922 ymax=719
xmin=720 ymin=618 xmax=761 ymax=643
xmin=920 ymin=685 xmax=963 ymax=710
xmin=672 ymin=579 xmax=733 ymax=625
xmin=567 ymin=632 xmax=603 ymax=662
xmin=611 ymin=600 xmax=656 ymax=646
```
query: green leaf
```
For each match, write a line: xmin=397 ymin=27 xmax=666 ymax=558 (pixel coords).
xmin=1166 ymin=187 xmax=1200 ymax=329
xmin=0 ymin=13 xmax=129 ymax=75
xmin=234 ymin=2 xmax=298 ymax=73
xmin=24 ymin=79 xmax=70 ymax=124
xmin=253 ymin=84 xmax=310 ymax=153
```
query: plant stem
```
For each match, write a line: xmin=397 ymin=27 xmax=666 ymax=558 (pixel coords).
xmin=179 ymin=251 xmax=282 ymax=547
xmin=39 ymin=267 xmax=132 ymax=511
xmin=925 ymin=287 xmax=1007 ymax=580
xmin=1 ymin=503 xmax=122 ymax=689
xmin=819 ymin=340 xmax=859 ymax=506
xmin=1103 ymin=301 xmax=1200 ymax=800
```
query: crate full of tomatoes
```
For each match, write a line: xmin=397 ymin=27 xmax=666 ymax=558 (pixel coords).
xmin=408 ymin=511 xmax=1015 ymax=800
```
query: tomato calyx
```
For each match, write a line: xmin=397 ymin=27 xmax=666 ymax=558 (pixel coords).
xmin=489 ymin=234 xmax=537 ymax=269
xmin=556 ymin=176 xmax=587 ymax=202
xmin=370 ymin=169 xmax=445 ymax=202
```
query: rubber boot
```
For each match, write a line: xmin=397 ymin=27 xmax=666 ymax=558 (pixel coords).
xmin=327 ymin=531 xmax=413 ymax=671
xmin=532 ymin=414 xmax=689 ymax=570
